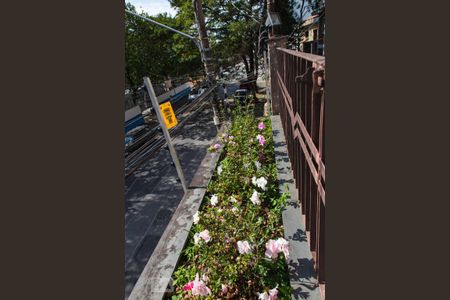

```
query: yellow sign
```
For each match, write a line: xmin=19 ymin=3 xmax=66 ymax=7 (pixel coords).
xmin=159 ymin=101 xmax=178 ymax=129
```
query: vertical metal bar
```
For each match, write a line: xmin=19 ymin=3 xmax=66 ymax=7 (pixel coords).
xmin=316 ymin=90 xmax=325 ymax=282
xmin=292 ymin=56 xmax=299 ymax=194
xmin=305 ymin=60 xmax=314 ymax=233
xmin=309 ymin=89 xmax=321 ymax=251
xmin=301 ymin=58 xmax=309 ymax=222
xmin=144 ymin=77 xmax=188 ymax=193
xmin=317 ymin=200 xmax=325 ymax=282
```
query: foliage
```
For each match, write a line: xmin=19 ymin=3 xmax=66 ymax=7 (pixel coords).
xmin=170 ymin=0 xmax=297 ymax=77
xmin=125 ymin=1 xmax=317 ymax=90
xmin=125 ymin=2 xmax=202 ymax=89
xmin=170 ymin=106 xmax=292 ymax=299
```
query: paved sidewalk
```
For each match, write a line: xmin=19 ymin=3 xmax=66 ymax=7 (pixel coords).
xmin=272 ymin=115 xmax=321 ymax=300
xmin=125 ymin=103 xmax=218 ymax=297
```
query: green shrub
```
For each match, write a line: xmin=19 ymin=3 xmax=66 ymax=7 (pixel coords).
xmin=171 ymin=106 xmax=292 ymax=299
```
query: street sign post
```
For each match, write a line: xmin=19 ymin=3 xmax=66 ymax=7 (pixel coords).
xmin=143 ymin=77 xmax=188 ymax=193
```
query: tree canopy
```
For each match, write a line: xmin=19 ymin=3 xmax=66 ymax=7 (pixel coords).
xmin=125 ymin=0 xmax=312 ymax=90
xmin=125 ymin=2 xmax=202 ymax=89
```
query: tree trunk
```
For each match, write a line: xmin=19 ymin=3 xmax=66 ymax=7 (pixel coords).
xmin=247 ymin=49 xmax=257 ymax=99
xmin=254 ymin=48 xmax=259 ymax=79
xmin=242 ymin=55 xmax=250 ymax=74
xmin=249 ymin=48 xmax=255 ymax=76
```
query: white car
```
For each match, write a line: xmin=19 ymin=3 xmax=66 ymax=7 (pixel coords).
xmin=188 ymin=88 xmax=206 ymax=101
xmin=188 ymin=93 xmax=198 ymax=101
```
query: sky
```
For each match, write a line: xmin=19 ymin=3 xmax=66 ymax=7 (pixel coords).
xmin=126 ymin=0 xmax=177 ymax=16
xmin=126 ymin=1 xmax=311 ymax=20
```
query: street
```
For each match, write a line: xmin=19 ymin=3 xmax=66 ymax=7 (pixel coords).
xmin=124 ymin=102 xmax=218 ymax=297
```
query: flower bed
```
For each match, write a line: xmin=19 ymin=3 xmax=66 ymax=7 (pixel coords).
xmin=170 ymin=108 xmax=292 ymax=299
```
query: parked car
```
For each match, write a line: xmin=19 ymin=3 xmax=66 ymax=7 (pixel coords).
xmin=189 ymin=87 xmax=206 ymax=101
xmin=188 ymin=92 xmax=198 ymax=101
xmin=125 ymin=125 xmax=148 ymax=152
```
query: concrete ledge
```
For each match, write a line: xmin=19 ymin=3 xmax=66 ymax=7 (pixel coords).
xmin=128 ymin=125 xmax=227 ymax=300
xmin=271 ymin=115 xmax=321 ymax=300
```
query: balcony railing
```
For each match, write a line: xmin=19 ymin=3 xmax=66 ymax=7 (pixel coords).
xmin=272 ymin=47 xmax=326 ymax=287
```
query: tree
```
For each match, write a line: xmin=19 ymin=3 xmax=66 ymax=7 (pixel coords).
xmin=170 ymin=0 xmax=277 ymax=78
xmin=125 ymin=2 xmax=202 ymax=92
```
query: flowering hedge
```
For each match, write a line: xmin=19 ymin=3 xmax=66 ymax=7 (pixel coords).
xmin=171 ymin=109 xmax=292 ymax=299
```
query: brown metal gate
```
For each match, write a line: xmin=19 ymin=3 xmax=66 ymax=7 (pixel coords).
xmin=273 ymin=47 xmax=326 ymax=287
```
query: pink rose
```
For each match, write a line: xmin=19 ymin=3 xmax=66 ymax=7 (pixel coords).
xmin=265 ymin=238 xmax=289 ymax=259
xmin=265 ymin=239 xmax=280 ymax=259
xmin=256 ymin=134 xmax=266 ymax=146
xmin=183 ymin=281 xmax=194 ymax=291
xmin=237 ymin=240 xmax=252 ymax=254
xmin=187 ymin=273 xmax=211 ymax=296
xmin=221 ymin=284 xmax=228 ymax=294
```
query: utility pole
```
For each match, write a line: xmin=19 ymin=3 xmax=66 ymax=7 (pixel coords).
xmin=192 ymin=0 xmax=215 ymax=81
xmin=192 ymin=0 xmax=221 ymax=127
xmin=266 ymin=0 xmax=286 ymax=115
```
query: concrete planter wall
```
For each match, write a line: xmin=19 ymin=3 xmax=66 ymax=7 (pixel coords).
xmin=128 ymin=124 xmax=228 ymax=300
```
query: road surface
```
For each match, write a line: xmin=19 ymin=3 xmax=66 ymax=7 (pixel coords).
xmin=124 ymin=102 xmax=218 ymax=297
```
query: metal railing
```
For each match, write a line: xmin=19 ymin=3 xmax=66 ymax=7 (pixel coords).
xmin=273 ymin=47 xmax=325 ymax=285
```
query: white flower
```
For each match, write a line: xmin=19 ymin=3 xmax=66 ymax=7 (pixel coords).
xmin=252 ymin=176 xmax=268 ymax=191
xmin=258 ymin=284 xmax=278 ymax=300
xmin=269 ymin=287 xmax=279 ymax=300
xmin=232 ymin=207 xmax=239 ymax=213
xmin=237 ymin=240 xmax=252 ymax=254
xmin=244 ymin=162 xmax=250 ymax=170
xmin=193 ymin=211 xmax=200 ymax=224
xmin=217 ymin=164 xmax=223 ymax=175
xmin=210 ymin=194 xmax=218 ymax=206
xmin=229 ymin=196 xmax=237 ymax=203
xmin=259 ymin=287 xmax=278 ymax=300
xmin=194 ymin=230 xmax=211 ymax=244
xmin=276 ymin=237 xmax=290 ymax=258
xmin=199 ymin=230 xmax=211 ymax=243
xmin=194 ymin=233 xmax=200 ymax=244
xmin=255 ymin=161 xmax=261 ymax=171
xmin=250 ymin=190 xmax=261 ymax=205
xmin=258 ymin=291 xmax=270 ymax=300
xmin=218 ymin=208 xmax=223 ymax=213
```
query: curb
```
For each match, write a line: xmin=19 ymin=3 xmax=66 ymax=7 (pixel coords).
xmin=128 ymin=124 xmax=228 ymax=300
